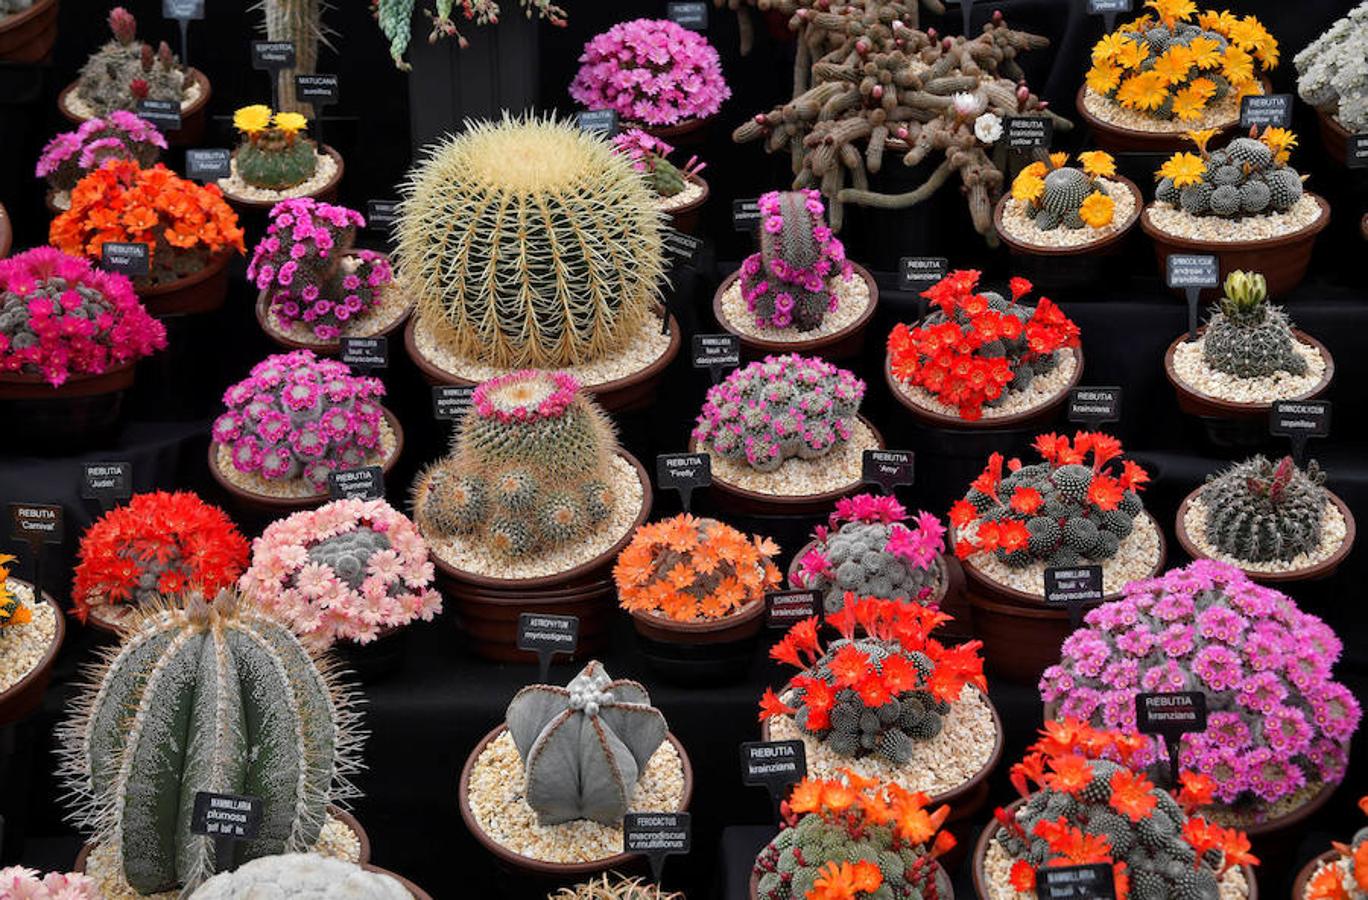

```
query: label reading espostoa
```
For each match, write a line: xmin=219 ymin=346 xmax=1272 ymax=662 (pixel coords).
xmin=251 ymin=41 xmax=296 ymax=70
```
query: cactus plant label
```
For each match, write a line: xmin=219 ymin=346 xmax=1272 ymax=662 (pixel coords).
xmin=185 ymin=148 xmax=231 ymax=181
xmin=862 ymin=449 xmax=914 ymax=494
xmin=339 ymin=336 xmax=387 ymax=371
xmin=691 ymin=333 xmax=740 ymax=383
xmin=1004 ymin=116 xmax=1053 ymax=150
xmin=732 ymin=198 xmax=762 ymax=232
xmin=1165 ymin=254 xmax=1218 ymax=339
xmin=366 ymin=200 xmax=398 ymax=231
xmin=327 ymin=466 xmax=384 ymax=501
xmin=9 ymin=503 xmax=63 ymax=604
xmin=516 ymin=613 xmax=579 ymax=681
xmin=662 ymin=227 xmax=703 ymax=270
xmin=1135 ymin=691 xmax=1208 ymax=787
xmin=575 ymin=109 xmax=619 ymax=138
xmin=251 ymin=41 xmax=296 ymax=71
xmin=1044 ymin=565 xmax=1103 ymax=628
xmin=135 ymin=99 xmax=182 ymax=131
xmin=1239 ymin=94 xmax=1293 ymax=130
xmin=100 ymin=241 xmax=150 ymax=278
xmin=1348 ymin=134 xmax=1368 ymax=169
xmin=897 ymin=257 xmax=949 ymax=292
xmin=431 ymin=384 xmax=474 ymax=421
xmin=191 ymin=790 xmax=263 ymax=871
xmin=1271 ymin=399 xmax=1330 ymax=465
xmin=624 ymin=812 xmax=692 ymax=882
xmin=295 ymin=73 xmax=339 ymax=106
xmin=741 ymin=739 xmax=806 ymax=820
xmin=80 ymin=462 xmax=132 ymax=510
xmin=1086 ymin=0 xmax=1131 ymax=32
xmin=667 ymin=2 xmax=709 ymax=30
xmin=1067 ymin=387 xmax=1122 ymax=429
xmin=764 ymin=589 xmax=821 ymax=628
xmin=656 ymin=453 xmax=712 ymax=513
xmin=1039 ymin=862 xmax=1117 ymax=899
xmin=162 ymin=0 xmax=203 ymax=18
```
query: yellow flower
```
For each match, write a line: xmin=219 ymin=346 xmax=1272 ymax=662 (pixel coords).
xmin=1260 ymin=127 xmax=1298 ymax=165
xmin=1197 ymin=9 xmax=1238 ymax=35
xmin=1220 ymin=45 xmax=1255 ymax=84
xmin=1172 ymin=84 xmax=1214 ymax=121
xmin=1021 ymin=161 xmax=1049 ymax=179
xmin=1012 ymin=172 xmax=1045 ymax=204
xmin=1186 ymin=36 xmax=1224 ymax=69
xmin=1185 ymin=128 xmax=1218 ymax=154
xmin=1079 ymin=151 xmax=1116 ymax=179
xmin=1116 ymin=72 xmax=1170 ymax=111
xmin=1159 ymin=152 xmax=1207 ymax=189
xmin=1152 ymin=46 xmax=1195 ymax=86
xmin=1145 ymin=0 xmax=1195 ymax=28
xmin=1079 ymin=192 xmax=1115 ymax=228
xmin=1254 ymin=34 xmax=1280 ymax=69
xmin=1232 ymin=78 xmax=1263 ymax=107
xmin=1050 ymin=151 xmax=1070 ymax=169
xmin=1227 ymin=16 xmax=1271 ymax=54
xmin=1092 ymin=33 xmax=1136 ymax=65
xmin=1121 ymin=14 xmax=1154 ymax=32
xmin=233 ymin=104 xmax=273 ymax=135
xmin=1087 ymin=62 xmax=1124 ymax=95
xmin=272 ymin=112 xmax=309 ymax=134
xmin=1114 ymin=38 xmax=1149 ymax=71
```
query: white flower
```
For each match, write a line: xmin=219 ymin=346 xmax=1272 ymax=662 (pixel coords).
xmin=952 ymin=91 xmax=985 ymax=117
xmin=974 ymin=112 xmax=1003 ymax=144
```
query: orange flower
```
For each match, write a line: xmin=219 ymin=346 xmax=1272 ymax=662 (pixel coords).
xmin=1043 ymin=753 xmax=1093 ymax=795
xmin=1177 ymin=770 xmax=1216 ymax=812
xmin=1088 ymin=473 xmax=1124 ymax=510
xmin=1307 ymin=866 xmax=1350 ymax=900
xmin=820 ymin=780 xmax=856 ymax=812
xmin=1116 ymin=71 xmax=1169 ymax=111
xmin=829 ymin=643 xmax=871 ymax=688
xmin=758 ymin=687 xmax=795 ymax=721
xmin=789 ymin=777 xmax=825 ymax=815
xmin=850 ymin=860 xmax=882 ymax=894
xmin=1010 ymin=486 xmax=1043 ymax=514
xmin=1108 ymin=769 xmax=1158 ymax=822
xmin=1079 ymin=192 xmax=1115 ymax=228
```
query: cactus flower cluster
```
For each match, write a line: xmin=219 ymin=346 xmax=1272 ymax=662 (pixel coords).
xmin=610 ymin=129 xmax=705 ymax=199
xmin=1010 ymin=151 xmax=1118 ymax=231
xmin=0 ymin=554 xmax=30 ymax=630
xmin=35 ymin=111 xmax=165 ymax=195
xmin=1303 ymin=796 xmax=1368 ymax=900
xmin=740 ymin=189 xmax=853 ymax=331
xmin=1156 ymin=128 xmax=1304 ymax=219
xmin=0 ymin=868 xmax=98 ymax=900
xmin=232 ymin=104 xmax=320 ymax=192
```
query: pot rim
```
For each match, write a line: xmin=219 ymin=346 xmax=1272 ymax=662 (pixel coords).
xmin=993 ymin=174 xmax=1143 ymax=257
xmin=711 ymin=261 xmax=879 ymax=356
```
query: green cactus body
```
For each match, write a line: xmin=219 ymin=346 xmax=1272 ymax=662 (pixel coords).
xmin=753 ymin=812 xmax=948 ymax=900
xmin=1202 ymin=272 xmax=1307 ymax=379
xmin=59 ymin=591 xmax=360 ymax=896
xmin=1201 ymin=455 xmax=1328 ymax=563
xmin=646 ymin=155 xmax=687 ymax=198
xmin=809 ymin=521 xmax=943 ymax=613
xmin=739 ymin=189 xmax=850 ymax=333
xmin=1166 ymin=134 xmax=1306 ymax=221
xmin=236 ymin=130 xmax=320 ymax=191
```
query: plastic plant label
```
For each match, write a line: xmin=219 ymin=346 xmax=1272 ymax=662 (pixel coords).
xmin=185 ymin=148 xmax=231 ymax=181
xmin=1044 ymin=565 xmax=1103 ymax=628
xmin=516 ymin=613 xmax=579 ymax=680
xmin=1004 ymin=116 xmax=1052 ymax=150
xmin=81 ymin=462 xmax=132 ymax=507
xmin=339 ymin=336 xmax=387 ymax=370
xmin=100 ymin=242 xmax=150 ymax=278
xmin=576 ymin=109 xmax=618 ymax=137
xmin=662 ymin=228 xmax=704 ymax=268
xmin=897 ymin=256 xmax=948 ymax=291
xmin=1166 ymin=254 xmax=1218 ymax=339
xmin=9 ymin=504 xmax=63 ymax=544
xmin=432 ymin=385 xmax=475 ymax=421
xmin=1039 ymin=863 xmax=1117 ymax=900
xmin=1348 ymin=134 xmax=1368 ymax=169
xmin=1136 ymin=691 xmax=1208 ymax=787
xmin=295 ymin=73 xmax=339 ymax=105
xmin=327 ymin=466 xmax=384 ymax=501
xmin=765 ymin=589 xmax=820 ymax=628
xmin=624 ymin=812 xmax=691 ymax=882
xmin=732 ymin=198 xmax=762 ymax=232
xmin=691 ymin=334 xmax=740 ymax=382
xmin=1067 ymin=386 xmax=1122 ymax=426
xmin=1271 ymin=399 xmax=1330 ymax=465
xmin=251 ymin=41 xmax=296 ymax=70
xmin=190 ymin=792 xmax=263 ymax=839
xmin=1086 ymin=0 xmax=1130 ymax=11
xmin=862 ymin=449 xmax=914 ymax=494
xmin=655 ymin=453 xmax=711 ymax=513
xmin=366 ymin=200 xmax=399 ymax=230
xmin=136 ymin=99 xmax=181 ymax=131
xmin=163 ymin=0 xmax=204 ymax=18
xmin=1239 ymin=94 xmax=1292 ymax=130
xmin=667 ymin=1 xmax=709 ymax=29
xmin=741 ymin=740 xmax=806 ymax=820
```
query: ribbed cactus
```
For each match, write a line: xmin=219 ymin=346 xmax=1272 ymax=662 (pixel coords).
xmin=505 ymin=661 xmax=667 ymax=826
xmin=1200 ymin=455 xmax=1328 ymax=563
xmin=1156 ymin=130 xmax=1305 ymax=220
xmin=190 ymin=854 xmax=409 ymax=899
xmin=76 ymin=8 xmax=188 ymax=116
xmin=413 ymin=370 xmax=617 ymax=558
xmin=397 ymin=115 xmax=664 ymax=369
xmin=233 ymin=106 xmax=319 ymax=191
xmin=738 ymin=190 xmax=852 ymax=331
xmin=1202 ymin=271 xmax=1307 ymax=379
xmin=0 ymin=1 xmax=35 ymax=13
xmin=58 ymin=590 xmax=362 ymax=896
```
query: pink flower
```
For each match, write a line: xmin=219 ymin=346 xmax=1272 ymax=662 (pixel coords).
xmin=570 ymin=19 xmax=730 ymax=126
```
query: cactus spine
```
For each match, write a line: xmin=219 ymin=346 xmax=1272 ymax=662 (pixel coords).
xmin=1200 ymin=455 xmax=1328 ymax=563
xmin=1202 ymin=271 xmax=1307 ymax=379
xmin=260 ymin=0 xmax=326 ymax=115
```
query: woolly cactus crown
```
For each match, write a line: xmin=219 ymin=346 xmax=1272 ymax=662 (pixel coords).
xmin=1295 ymin=2 xmax=1368 ymax=133
xmin=188 ymin=854 xmax=409 ymax=899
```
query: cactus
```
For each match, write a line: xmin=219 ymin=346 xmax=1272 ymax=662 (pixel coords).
xmin=610 ymin=129 xmax=705 ymax=200
xmin=738 ymin=189 xmax=852 ymax=331
xmin=373 ymin=0 xmax=568 ymax=69
xmin=36 ymin=112 xmax=166 ymax=195
xmin=232 ymin=106 xmax=320 ymax=192
xmin=0 ymin=1 xmax=35 ymax=13
xmin=1296 ymin=3 xmax=1368 ymax=134
xmin=413 ymin=370 xmax=618 ymax=559
xmin=1200 ymin=455 xmax=1328 ymax=563
xmin=692 ymin=354 xmax=865 ymax=473
xmin=0 ymin=554 xmax=31 ymax=630
xmin=57 ymin=590 xmax=363 ymax=896
xmin=550 ymin=874 xmax=684 ymax=900
xmin=75 ymin=8 xmax=189 ymax=117
xmin=259 ymin=0 xmax=324 ymax=115
xmin=396 ymin=115 xmax=663 ymax=369
xmin=1012 ymin=152 xmax=1118 ymax=231
xmin=1157 ymin=128 xmax=1306 ymax=220
xmin=505 ymin=661 xmax=667 ymax=826
xmin=1201 ymin=271 xmax=1307 ymax=379
xmin=189 ymin=854 xmax=408 ymax=899
xmin=1301 ymin=798 xmax=1368 ymax=900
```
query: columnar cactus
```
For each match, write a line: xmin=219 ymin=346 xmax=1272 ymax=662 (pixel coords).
xmin=1010 ymin=151 xmax=1118 ymax=231
xmin=505 ymin=661 xmax=667 ymax=825
xmin=397 ymin=115 xmax=663 ymax=369
xmin=232 ymin=105 xmax=320 ymax=191
xmin=795 ymin=494 xmax=947 ymax=614
xmin=413 ymin=370 xmax=618 ymax=558
xmin=75 ymin=8 xmax=189 ymax=116
xmin=189 ymin=854 xmax=409 ymax=899
xmin=692 ymin=354 xmax=865 ymax=473
xmin=58 ymin=590 xmax=363 ymax=896
xmin=739 ymin=189 xmax=852 ymax=331
xmin=1202 ymin=271 xmax=1307 ymax=378
xmin=1156 ymin=128 xmax=1306 ymax=219
xmin=1200 ymin=456 xmax=1328 ymax=563
xmin=951 ymin=432 xmax=1150 ymax=568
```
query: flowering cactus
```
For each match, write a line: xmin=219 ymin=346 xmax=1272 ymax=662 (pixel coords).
xmin=570 ymin=19 xmax=730 ymax=127
xmin=740 ymin=190 xmax=852 ymax=332
xmin=0 ymin=554 xmax=30 ymax=630
xmin=240 ymin=498 xmax=441 ymax=648
xmin=1303 ymin=796 xmax=1368 ymax=900
xmin=212 ymin=349 xmax=386 ymax=490
xmin=0 ymin=247 xmax=166 ymax=387
xmin=35 ymin=111 xmax=166 ymax=195
xmin=610 ymin=129 xmax=705 ymax=199
xmin=0 ymin=867 xmax=98 ymax=900
xmin=249 ymin=198 xmax=392 ymax=342
xmin=693 ymin=354 xmax=865 ymax=473
xmin=1040 ymin=560 xmax=1361 ymax=811
xmin=74 ymin=7 xmax=189 ymax=116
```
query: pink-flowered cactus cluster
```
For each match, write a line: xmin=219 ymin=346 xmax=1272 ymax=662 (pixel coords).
xmin=213 ymin=350 xmax=386 ymax=489
xmin=240 ymin=497 xmax=441 ymax=648
xmin=740 ymin=190 xmax=852 ymax=332
xmin=0 ymin=247 xmax=166 ymax=387
xmin=569 ymin=18 xmax=731 ymax=127
xmin=35 ymin=111 xmax=166 ymax=194
xmin=693 ymin=353 xmax=865 ymax=473
xmin=248 ymin=198 xmax=392 ymax=342
xmin=474 ymin=369 xmax=578 ymax=422
xmin=1041 ymin=560 xmax=1361 ymax=809
xmin=0 ymin=867 xmax=98 ymax=900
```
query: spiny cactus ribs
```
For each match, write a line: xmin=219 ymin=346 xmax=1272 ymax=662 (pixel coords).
xmin=1201 ymin=455 xmax=1328 ymax=563
xmin=1156 ymin=129 xmax=1305 ymax=220
xmin=1011 ymin=151 xmax=1118 ymax=232
xmin=693 ymin=353 xmax=865 ymax=473
xmin=414 ymin=370 xmax=618 ymax=559
xmin=1201 ymin=271 xmax=1306 ymax=379
xmin=76 ymin=7 xmax=188 ymax=117
xmin=740 ymin=190 xmax=852 ymax=332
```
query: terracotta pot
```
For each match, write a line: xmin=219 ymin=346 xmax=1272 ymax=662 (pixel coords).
xmin=885 ymin=347 xmax=1084 ymax=432
xmin=1164 ymin=328 xmax=1334 ymax=421
xmin=1291 ymin=849 xmax=1338 ymax=900
xmin=223 ymin=144 xmax=345 ymax=212
xmin=748 ymin=857 xmax=953 ymax=899
xmin=137 ymin=251 xmax=234 ymax=317
xmin=693 ymin=417 xmax=886 ymax=517
xmin=993 ymin=176 xmax=1143 ymax=290
xmin=59 ymin=68 xmax=212 ymax=145
xmin=0 ymin=201 xmax=11 ymax=258
xmin=330 ymin=623 xmax=413 ymax=683
xmin=627 ymin=599 xmax=765 ymax=685
xmin=0 ymin=583 xmax=64 ymax=726
xmin=404 ymin=312 xmax=681 ymax=414
xmin=665 ymin=172 xmax=709 ymax=235
xmin=634 ymin=115 xmax=711 ymax=147
xmin=458 ymin=724 xmax=694 ymax=884
xmin=1075 ymin=84 xmax=1257 ymax=155
xmin=256 ymin=259 xmax=415 ymax=355
xmin=363 ymin=865 xmax=433 ymax=900
xmin=208 ymin=406 xmax=405 ymax=515
xmin=0 ymin=0 xmax=57 ymax=63
xmin=1174 ymin=488 xmax=1356 ymax=584
xmin=1141 ymin=194 xmax=1331 ymax=301
xmin=0 ymin=361 xmax=136 ymax=448
xmin=959 ymin=512 xmax=1167 ymax=684
xmin=1314 ymin=107 xmax=1350 ymax=168
xmin=711 ymin=262 xmax=879 ymax=362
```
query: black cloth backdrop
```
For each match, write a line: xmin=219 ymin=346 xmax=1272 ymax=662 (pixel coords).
xmin=0 ymin=0 xmax=1365 ymax=898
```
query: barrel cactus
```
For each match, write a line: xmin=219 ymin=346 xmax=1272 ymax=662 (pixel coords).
xmin=506 ymin=661 xmax=667 ymax=826
xmin=1202 ymin=271 xmax=1307 ymax=379
xmin=75 ymin=7 xmax=189 ymax=116
xmin=58 ymin=590 xmax=363 ymax=896
xmin=1156 ymin=128 xmax=1305 ymax=219
xmin=1010 ymin=151 xmax=1117 ymax=231
xmin=551 ymin=875 xmax=684 ymax=900
xmin=1200 ymin=455 xmax=1328 ymax=564
xmin=232 ymin=105 xmax=320 ymax=192
xmin=396 ymin=115 xmax=664 ymax=369
xmin=738 ymin=189 xmax=852 ymax=331
xmin=189 ymin=854 xmax=409 ymax=899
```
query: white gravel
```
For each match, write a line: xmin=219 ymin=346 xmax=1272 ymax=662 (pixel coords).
xmin=998 ymin=178 xmax=1138 ymax=249
xmin=1171 ymin=335 xmax=1327 ymax=404
xmin=890 ymin=351 xmax=1077 ymax=421
xmin=0 ymin=583 xmax=56 ymax=693
xmin=63 ymin=77 xmax=204 ymax=121
xmin=1145 ymin=194 xmax=1323 ymax=243
xmin=1186 ymin=495 xmax=1347 ymax=574
xmin=466 ymin=729 xmax=686 ymax=863
xmin=219 ymin=148 xmax=338 ymax=203
xmin=982 ymin=838 xmax=1249 ymax=900
xmin=658 ymin=178 xmax=705 ymax=212
xmin=264 ymin=278 xmax=414 ymax=348
xmin=706 ymin=418 xmax=878 ymax=498
xmin=1082 ymin=86 xmax=1241 ymax=134
xmin=717 ymin=270 xmax=871 ymax=343
xmin=213 ymin=415 xmax=398 ymax=500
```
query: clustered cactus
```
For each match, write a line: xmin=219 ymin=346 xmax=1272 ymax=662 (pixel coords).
xmin=397 ymin=115 xmax=664 ymax=369
xmin=189 ymin=854 xmax=410 ymax=899
xmin=1156 ymin=128 xmax=1305 ymax=219
xmin=35 ymin=111 xmax=166 ymax=196
xmin=610 ymin=129 xmax=705 ymax=200
xmin=212 ymin=350 xmax=387 ymax=490
xmin=0 ymin=554 xmax=31 ymax=630
xmin=1041 ymin=560 xmax=1362 ymax=809
xmin=1200 ymin=456 xmax=1329 ymax=564
xmin=1303 ymin=797 xmax=1368 ymax=900
xmin=739 ymin=190 xmax=853 ymax=332
xmin=414 ymin=370 xmax=618 ymax=559
xmin=760 ymin=596 xmax=985 ymax=765
xmin=951 ymin=432 xmax=1150 ymax=568
xmin=506 ymin=661 xmax=667 ymax=826
xmin=995 ymin=718 xmax=1257 ymax=899
xmin=693 ymin=354 xmax=865 ymax=473
xmin=1295 ymin=2 xmax=1368 ymax=134
xmin=75 ymin=7 xmax=189 ymax=117
xmin=550 ymin=875 xmax=684 ymax=900
xmin=795 ymin=494 xmax=946 ymax=615
xmin=232 ymin=105 xmax=320 ymax=192
xmin=58 ymin=590 xmax=363 ymax=895
xmin=1201 ymin=271 xmax=1306 ymax=379
xmin=752 ymin=771 xmax=955 ymax=900
xmin=1010 ymin=151 xmax=1119 ymax=231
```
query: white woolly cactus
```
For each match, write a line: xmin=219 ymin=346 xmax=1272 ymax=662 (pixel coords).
xmin=189 ymin=854 xmax=409 ymax=899
xmin=1295 ymin=2 xmax=1368 ymax=133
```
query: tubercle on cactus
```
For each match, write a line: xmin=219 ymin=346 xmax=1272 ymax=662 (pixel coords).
xmin=1200 ymin=455 xmax=1328 ymax=563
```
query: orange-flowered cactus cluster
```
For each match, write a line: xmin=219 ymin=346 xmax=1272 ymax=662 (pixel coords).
xmin=1306 ymin=796 xmax=1368 ymax=900
xmin=614 ymin=514 xmax=780 ymax=621
xmin=0 ymin=554 xmax=31 ymax=630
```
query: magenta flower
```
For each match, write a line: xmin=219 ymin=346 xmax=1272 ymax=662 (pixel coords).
xmin=570 ymin=19 xmax=730 ymax=126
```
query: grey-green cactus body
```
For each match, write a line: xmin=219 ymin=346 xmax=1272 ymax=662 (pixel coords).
xmin=1201 ymin=456 xmax=1328 ymax=563
xmin=236 ymin=132 xmax=320 ymax=191
xmin=1202 ymin=272 xmax=1308 ymax=379
xmin=920 ymin=291 xmax=1057 ymax=400
xmin=1164 ymin=136 xmax=1305 ymax=220
xmin=808 ymin=521 xmax=944 ymax=613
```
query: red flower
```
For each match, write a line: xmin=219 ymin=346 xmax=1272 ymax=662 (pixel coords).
xmin=1010 ymin=486 xmax=1043 ymax=514
xmin=758 ymin=687 xmax=794 ymax=721
xmin=1119 ymin=459 xmax=1150 ymax=492
xmin=1009 ymin=276 xmax=1033 ymax=301
xmin=829 ymin=643 xmax=871 ymax=687
xmin=856 ymin=672 xmax=891 ymax=707
xmin=1009 ymin=860 xmax=1037 ymax=892
xmin=998 ymin=520 xmax=1030 ymax=552
xmin=878 ymin=653 xmax=919 ymax=694
xmin=1088 ymin=473 xmax=1124 ymax=511
xmin=1043 ymin=754 xmax=1094 ymax=795
xmin=1108 ymin=769 xmax=1159 ymax=822
xmin=948 ymin=499 xmax=978 ymax=528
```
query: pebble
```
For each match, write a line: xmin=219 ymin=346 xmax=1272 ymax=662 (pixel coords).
xmin=890 ymin=351 xmax=1077 ymax=421
xmin=1171 ymin=336 xmax=1326 ymax=404
xmin=706 ymin=418 xmax=878 ymax=497
xmin=982 ymin=838 xmax=1249 ymax=900
xmin=1145 ymin=194 xmax=1323 ymax=243
xmin=1082 ymin=86 xmax=1240 ymax=134
xmin=63 ymin=78 xmax=204 ymax=122
xmin=658 ymin=179 xmax=705 ymax=212
xmin=213 ymin=416 xmax=398 ymax=500
xmin=769 ymin=684 xmax=997 ymax=798
xmin=265 ymin=278 xmax=414 ymax=348
xmin=717 ymin=270 xmax=871 ymax=343
xmin=999 ymin=178 xmax=1138 ymax=249
xmin=466 ymin=730 xmax=686 ymax=863
xmin=0 ymin=584 xmax=55 ymax=694
xmin=425 ymin=453 xmax=643 ymax=580
xmin=1184 ymin=496 xmax=1346 ymax=573
xmin=218 ymin=150 xmax=339 ymax=203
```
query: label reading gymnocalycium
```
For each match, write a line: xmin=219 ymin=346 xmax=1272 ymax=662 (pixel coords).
xmin=1166 ymin=254 xmax=1219 ymax=340
xmin=251 ymin=41 xmax=296 ymax=70
xmin=655 ymin=453 xmax=711 ymax=514
xmin=1348 ymin=134 xmax=1368 ymax=169
xmin=190 ymin=792 xmax=263 ymax=839
xmin=100 ymin=242 xmax=150 ymax=278
xmin=897 ymin=256 xmax=948 ymax=292
xmin=516 ymin=612 xmax=579 ymax=680
xmin=1003 ymin=116 xmax=1052 ymax=150
xmin=732 ymin=198 xmax=762 ymax=232
xmin=576 ymin=109 xmax=618 ymax=137
xmin=1270 ymin=400 xmax=1331 ymax=438
xmin=295 ymin=73 xmax=339 ymax=105
xmin=81 ymin=462 xmax=132 ymax=507
xmin=1067 ymin=386 xmax=1122 ymax=426
xmin=327 ymin=466 xmax=383 ymax=501
xmin=186 ymin=148 xmax=231 ymax=181
xmin=1239 ymin=93 xmax=1293 ymax=130
xmin=432 ymin=385 xmax=474 ymax=421
xmin=339 ymin=336 xmax=387 ymax=371
xmin=862 ymin=449 xmax=914 ymax=495
xmin=667 ymin=1 xmax=708 ymax=29
xmin=765 ymin=589 xmax=820 ymax=628
xmin=623 ymin=812 xmax=691 ymax=882
xmin=1039 ymin=863 xmax=1117 ymax=900
xmin=1044 ymin=565 xmax=1103 ymax=629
